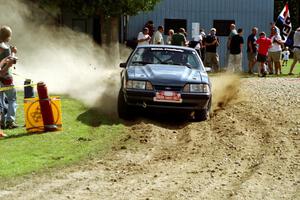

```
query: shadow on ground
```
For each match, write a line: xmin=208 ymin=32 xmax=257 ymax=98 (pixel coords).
xmin=77 ymin=108 xmax=191 ymax=129
xmin=122 ymin=110 xmax=191 ymax=130
xmin=3 ymin=131 xmax=49 ymax=140
xmin=77 ymin=108 xmax=119 ymax=127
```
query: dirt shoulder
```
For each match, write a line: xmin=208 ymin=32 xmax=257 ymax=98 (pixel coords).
xmin=0 ymin=77 xmax=299 ymax=200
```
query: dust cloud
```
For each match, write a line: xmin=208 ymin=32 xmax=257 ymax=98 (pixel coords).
xmin=0 ymin=0 xmax=130 ymax=113
xmin=211 ymin=74 xmax=242 ymax=112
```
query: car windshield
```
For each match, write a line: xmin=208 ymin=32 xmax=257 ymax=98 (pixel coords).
xmin=128 ymin=47 xmax=204 ymax=70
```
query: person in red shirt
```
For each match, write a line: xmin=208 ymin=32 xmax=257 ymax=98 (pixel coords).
xmin=256 ymin=32 xmax=272 ymax=77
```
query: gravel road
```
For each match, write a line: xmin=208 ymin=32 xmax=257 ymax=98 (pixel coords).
xmin=0 ymin=77 xmax=299 ymax=200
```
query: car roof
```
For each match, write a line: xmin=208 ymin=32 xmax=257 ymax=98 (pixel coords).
xmin=137 ymin=45 xmax=195 ymax=51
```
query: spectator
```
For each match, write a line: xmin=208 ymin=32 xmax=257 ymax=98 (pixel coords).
xmin=288 ymin=27 xmax=300 ymax=75
xmin=0 ymin=56 xmax=15 ymax=137
xmin=200 ymin=28 xmax=206 ymax=38
xmin=256 ymin=32 xmax=272 ymax=77
xmin=200 ymin=29 xmax=206 ymax=61
xmin=145 ymin=20 xmax=155 ymax=37
xmin=247 ymin=27 xmax=258 ymax=74
xmin=204 ymin=28 xmax=220 ymax=72
xmin=0 ymin=25 xmax=18 ymax=129
xmin=166 ymin=29 xmax=174 ymax=45
xmin=281 ymin=46 xmax=290 ymax=67
xmin=171 ymin=28 xmax=187 ymax=46
xmin=137 ymin=27 xmax=151 ymax=46
xmin=227 ymin=24 xmax=237 ymax=50
xmin=268 ymin=27 xmax=284 ymax=75
xmin=270 ymin=22 xmax=280 ymax=36
xmin=228 ymin=28 xmax=244 ymax=73
xmin=226 ymin=24 xmax=237 ymax=67
xmin=192 ymin=29 xmax=204 ymax=57
xmin=153 ymin=26 xmax=164 ymax=45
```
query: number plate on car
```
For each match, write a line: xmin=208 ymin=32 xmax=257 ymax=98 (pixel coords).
xmin=153 ymin=91 xmax=182 ymax=103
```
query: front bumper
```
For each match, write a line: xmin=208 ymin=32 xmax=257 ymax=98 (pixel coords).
xmin=124 ymin=89 xmax=211 ymax=111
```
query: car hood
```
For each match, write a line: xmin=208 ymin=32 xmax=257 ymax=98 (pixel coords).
xmin=127 ymin=64 xmax=209 ymax=85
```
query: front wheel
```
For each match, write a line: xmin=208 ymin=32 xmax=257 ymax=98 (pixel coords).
xmin=194 ymin=109 xmax=209 ymax=121
xmin=194 ymin=98 xmax=211 ymax=121
xmin=117 ymin=89 xmax=134 ymax=120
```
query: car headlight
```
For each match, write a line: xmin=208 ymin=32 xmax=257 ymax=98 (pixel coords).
xmin=126 ymin=80 xmax=153 ymax=90
xmin=183 ymin=84 xmax=210 ymax=93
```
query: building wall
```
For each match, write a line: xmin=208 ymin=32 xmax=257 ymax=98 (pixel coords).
xmin=127 ymin=0 xmax=274 ymax=70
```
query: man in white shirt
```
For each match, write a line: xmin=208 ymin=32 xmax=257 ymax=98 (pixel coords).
xmin=288 ymin=27 xmax=300 ymax=75
xmin=137 ymin=27 xmax=151 ymax=46
xmin=153 ymin=26 xmax=164 ymax=45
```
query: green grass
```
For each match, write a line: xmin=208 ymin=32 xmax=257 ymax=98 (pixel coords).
xmin=0 ymin=92 xmax=125 ymax=179
xmin=281 ymin=59 xmax=300 ymax=75
xmin=208 ymin=59 xmax=300 ymax=77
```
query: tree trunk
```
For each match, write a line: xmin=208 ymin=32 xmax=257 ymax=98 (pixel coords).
xmin=100 ymin=14 xmax=120 ymax=64
xmin=100 ymin=15 xmax=119 ymax=45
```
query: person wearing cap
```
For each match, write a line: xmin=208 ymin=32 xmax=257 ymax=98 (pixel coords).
xmin=203 ymin=28 xmax=220 ymax=72
xmin=256 ymin=32 xmax=272 ymax=77
xmin=268 ymin=26 xmax=284 ymax=75
xmin=288 ymin=27 xmax=300 ymax=75
xmin=137 ymin=27 xmax=151 ymax=46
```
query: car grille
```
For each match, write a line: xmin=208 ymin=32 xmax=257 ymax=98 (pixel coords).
xmin=154 ymin=85 xmax=182 ymax=91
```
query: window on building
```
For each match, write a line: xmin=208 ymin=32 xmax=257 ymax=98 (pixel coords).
xmin=213 ymin=20 xmax=235 ymax=36
xmin=164 ymin=19 xmax=187 ymax=35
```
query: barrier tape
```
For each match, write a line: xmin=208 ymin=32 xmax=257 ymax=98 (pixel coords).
xmin=0 ymin=83 xmax=37 ymax=92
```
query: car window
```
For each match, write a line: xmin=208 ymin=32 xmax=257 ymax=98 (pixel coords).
xmin=129 ymin=47 xmax=204 ymax=70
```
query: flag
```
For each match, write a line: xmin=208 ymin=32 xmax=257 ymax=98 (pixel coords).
xmin=276 ymin=3 xmax=292 ymax=42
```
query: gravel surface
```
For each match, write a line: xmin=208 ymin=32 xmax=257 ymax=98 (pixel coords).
xmin=0 ymin=77 xmax=299 ymax=200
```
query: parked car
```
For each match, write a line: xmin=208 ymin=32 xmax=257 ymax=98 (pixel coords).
xmin=118 ymin=45 xmax=212 ymax=121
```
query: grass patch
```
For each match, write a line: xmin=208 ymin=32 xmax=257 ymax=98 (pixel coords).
xmin=281 ymin=59 xmax=300 ymax=75
xmin=0 ymin=92 xmax=125 ymax=179
xmin=208 ymin=59 xmax=300 ymax=77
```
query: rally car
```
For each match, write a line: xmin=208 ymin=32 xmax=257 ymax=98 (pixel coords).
xmin=118 ymin=45 xmax=212 ymax=121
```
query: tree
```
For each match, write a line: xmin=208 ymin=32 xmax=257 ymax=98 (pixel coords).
xmin=31 ymin=0 xmax=161 ymax=45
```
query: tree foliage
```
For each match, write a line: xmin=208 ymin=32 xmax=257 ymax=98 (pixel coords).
xmin=31 ymin=0 xmax=161 ymax=17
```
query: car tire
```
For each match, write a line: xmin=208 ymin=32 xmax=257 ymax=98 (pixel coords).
xmin=194 ymin=109 xmax=209 ymax=121
xmin=118 ymin=89 xmax=134 ymax=120
xmin=194 ymin=98 xmax=211 ymax=121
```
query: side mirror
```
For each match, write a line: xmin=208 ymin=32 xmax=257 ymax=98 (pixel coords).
xmin=205 ymin=67 xmax=212 ymax=72
xmin=119 ymin=63 xmax=127 ymax=68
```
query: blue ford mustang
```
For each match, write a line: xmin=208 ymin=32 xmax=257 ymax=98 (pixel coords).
xmin=118 ymin=45 xmax=212 ymax=121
